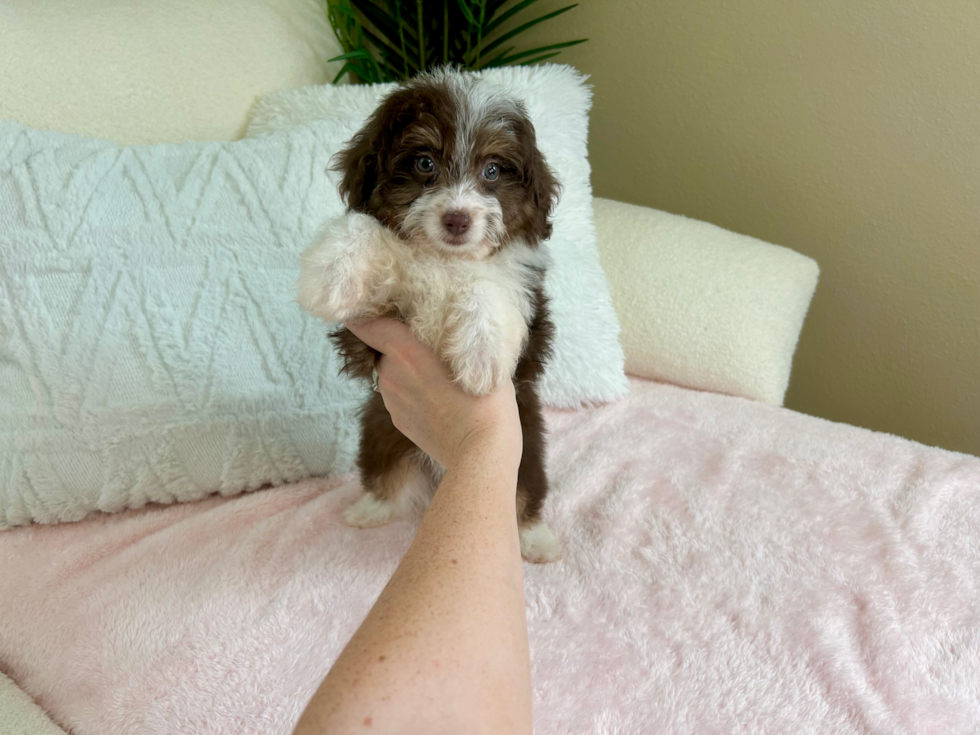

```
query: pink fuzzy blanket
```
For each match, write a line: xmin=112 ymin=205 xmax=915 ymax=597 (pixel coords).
xmin=2 ymin=378 xmax=979 ymax=734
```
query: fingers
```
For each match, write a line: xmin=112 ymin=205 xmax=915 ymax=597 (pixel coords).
xmin=345 ymin=318 xmax=412 ymax=355
xmin=346 ymin=318 xmax=451 ymax=391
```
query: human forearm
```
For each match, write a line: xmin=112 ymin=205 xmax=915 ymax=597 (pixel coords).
xmin=294 ymin=438 xmax=531 ymax=735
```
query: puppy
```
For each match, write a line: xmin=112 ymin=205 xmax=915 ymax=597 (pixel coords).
xmin=297 ymin=69 xmax=562 ymax=563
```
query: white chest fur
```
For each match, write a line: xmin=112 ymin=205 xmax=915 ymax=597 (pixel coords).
xmin=298 ymin=213 xmax=550 ymax=394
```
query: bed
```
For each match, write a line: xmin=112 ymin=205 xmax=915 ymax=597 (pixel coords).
xmin=2 ymin=377 xmax=979 ymax=734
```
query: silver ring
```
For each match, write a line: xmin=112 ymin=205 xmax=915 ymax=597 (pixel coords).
xmin=371 ymin=368 xmax=380 ymax=393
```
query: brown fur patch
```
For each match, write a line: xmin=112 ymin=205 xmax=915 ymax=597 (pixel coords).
xmin=468 ymin=113 xmax=560 ymax=246
xmin=333 ymin=78 xmax=459 ymax=231
xmin=513 ymin=285 xmax=554 ymax=526
xmin=356 ymin=391 xmax=421 ymax=499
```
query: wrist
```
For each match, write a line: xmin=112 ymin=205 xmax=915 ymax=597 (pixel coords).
xmin=449 ymin=424 xmax=522 ymax=475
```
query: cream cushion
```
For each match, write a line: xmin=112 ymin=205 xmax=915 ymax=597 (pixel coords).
xmin=0 ymin=0 xmax=343 ymax=144
xmin=0 ymin=672 xmax=66 ymax=735
xmin=593 ymin=198 xmax=820 ymax=406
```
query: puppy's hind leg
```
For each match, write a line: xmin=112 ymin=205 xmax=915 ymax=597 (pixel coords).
xmin=343 ymin=393 xmax=436 ymax=528
xmin=515 ymin=387 xmax=563 ymax=564
xmin=343 ymin=456 xmax=434 ymax=528
xmin=519 ymin=520 xmax=562 ymax=564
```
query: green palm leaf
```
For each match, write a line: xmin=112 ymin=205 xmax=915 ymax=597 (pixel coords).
xmin=326 ymin=0 xmax=586 ymax=83
xmin=478 ymin=4 xmax=577 ymax=58
xmin=483 ymin=0 xmax=543 ymax=37
xmin=455 ymin=0 xmax=479 ymax=26
xmin=518 ymin=51 xmax=562 ymax=66
xmin=495 ymin=38 xmax=586 ymax=65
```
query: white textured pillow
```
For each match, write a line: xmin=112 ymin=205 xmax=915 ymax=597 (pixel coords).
xmin=247 ymin=65 xmax=629 ymax=408
xmin=0 ymin=120 xmax=360 ymax=528
xmin=593 ymin=198 xmax=820 ymax=406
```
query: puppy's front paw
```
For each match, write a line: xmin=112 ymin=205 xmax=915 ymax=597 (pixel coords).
xmin=297 ymin=214 xmax=385 ymax=322
xmin=446 ymin=315 xmax=525 ymax=396
xmin=298 ymin=247 xmax=365 ymax=323
xmin=443 ymin=291 xmax=527 ymax=395
xmin=452 ymin=349 xmax=513 ymax=396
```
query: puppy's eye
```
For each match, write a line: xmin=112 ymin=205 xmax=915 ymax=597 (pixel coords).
xmin=416 ymin=156 xmax=436 ymax=174
xmin=482 ymin=163 xmax=499 ymax=181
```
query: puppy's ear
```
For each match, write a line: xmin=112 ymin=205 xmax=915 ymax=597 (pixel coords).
xmin=332 ymin=87 xmax=425 ymax=213
xmin=516 ymin=114 xmax=561 ymax=245
xmin=333 ymin=116 xmax=382 ymax=212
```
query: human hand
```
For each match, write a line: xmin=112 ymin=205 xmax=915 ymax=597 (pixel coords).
xmin=345 ymin=319 xmax=523 ymax=470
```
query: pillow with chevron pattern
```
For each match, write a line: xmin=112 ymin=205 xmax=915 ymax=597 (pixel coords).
xmin=0 ymin=120 xmax=365 ymax=527
xmin=0 ymin=67 xmax=626 ymax=527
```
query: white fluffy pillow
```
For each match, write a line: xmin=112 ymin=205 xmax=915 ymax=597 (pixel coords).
xmin=593 ymin=198 xmax=820 ymax=406
xmin=246 ymin=65 xmax=629 ymax=408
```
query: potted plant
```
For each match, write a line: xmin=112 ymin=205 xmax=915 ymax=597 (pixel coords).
xmin=327 ymin=0 xmax=587 ymax=83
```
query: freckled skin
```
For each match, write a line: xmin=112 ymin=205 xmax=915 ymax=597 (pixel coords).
xmin=293 ymin=398 xmax=532 ymax=734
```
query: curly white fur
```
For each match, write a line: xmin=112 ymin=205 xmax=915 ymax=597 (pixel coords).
xmin=297 ymin=212 xmax=548 ymax=395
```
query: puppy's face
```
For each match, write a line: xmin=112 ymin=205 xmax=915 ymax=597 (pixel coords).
xmin=335 ymin=71 xmax=559 ymax=260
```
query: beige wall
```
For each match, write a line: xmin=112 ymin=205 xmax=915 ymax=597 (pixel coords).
xmin=521 ymin=0 xmax=980 ymax=456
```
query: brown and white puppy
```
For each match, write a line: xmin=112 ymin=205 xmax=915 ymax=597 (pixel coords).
xmin=297 ymin=69 xmax=561 ymax=562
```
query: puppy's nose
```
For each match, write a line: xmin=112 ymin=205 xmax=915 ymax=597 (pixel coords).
xmin=442 ymin=210 xmax=471 ymax=237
